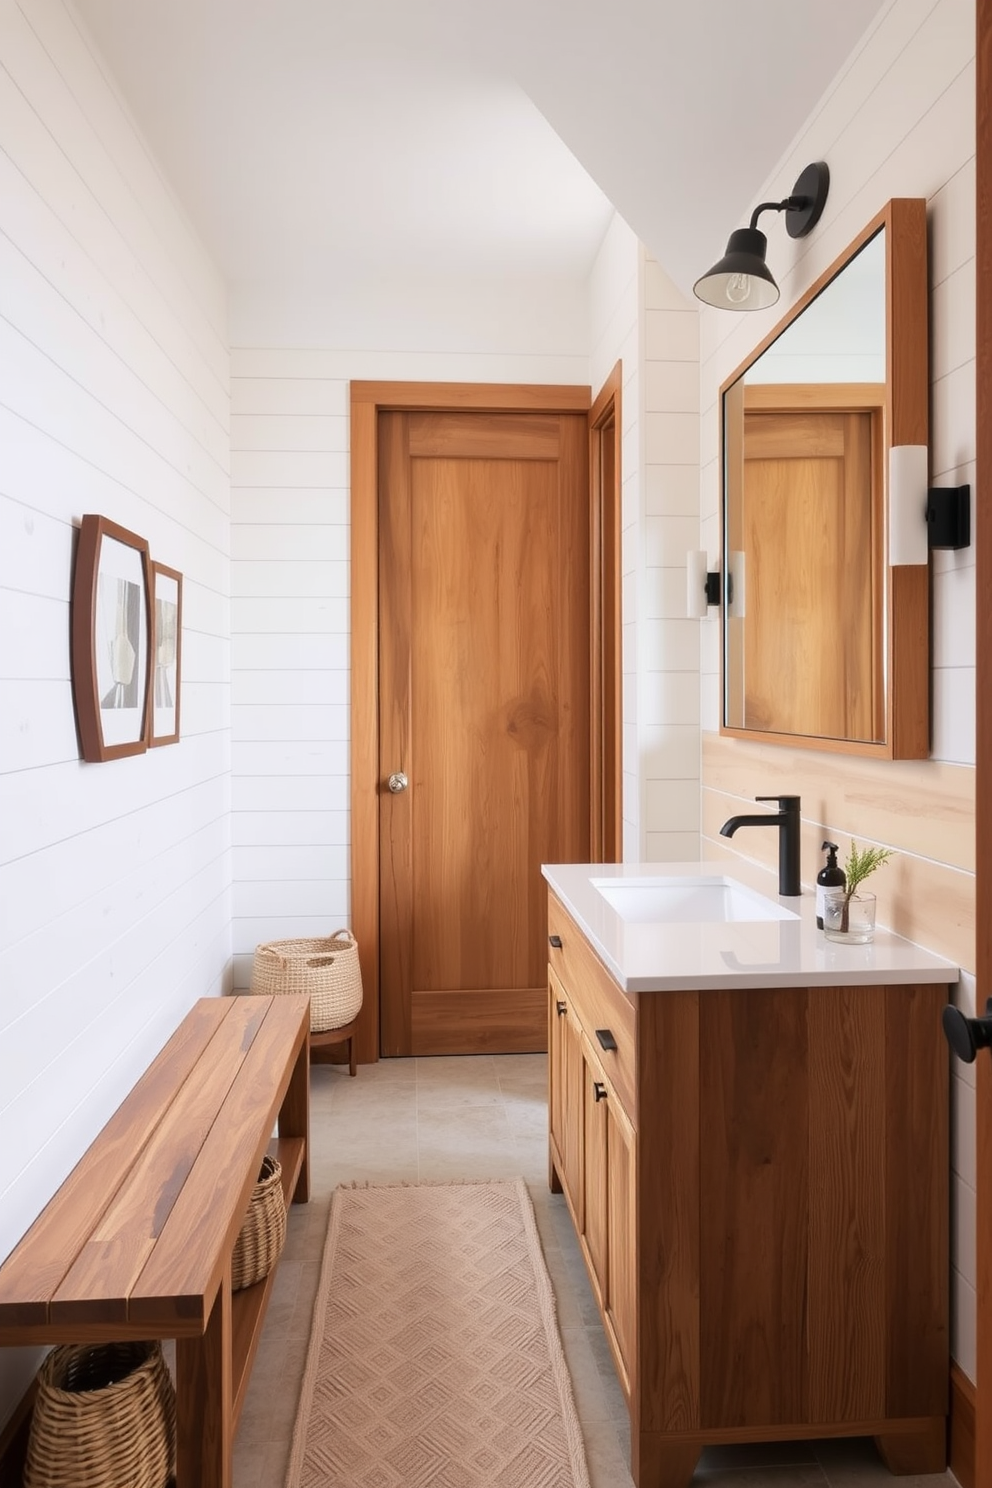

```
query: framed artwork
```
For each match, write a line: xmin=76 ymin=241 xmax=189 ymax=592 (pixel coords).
xmin=149 ymin=561 xmax=183 ymax=746
xmin=71 ymin=515 xmax=151 ymax=762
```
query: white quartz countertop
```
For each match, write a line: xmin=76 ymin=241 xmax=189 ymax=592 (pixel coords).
xmin=542 ymin=861 xmax=959 ymax=993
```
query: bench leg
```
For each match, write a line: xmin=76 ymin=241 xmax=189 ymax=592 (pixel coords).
xmin=280 ymin=1026 xmax=311 ymax=1203
xmin=176 ymin=1268 xmax=232 ymax=1488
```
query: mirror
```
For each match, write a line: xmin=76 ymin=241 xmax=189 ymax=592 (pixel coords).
xmin=720 ymin=199 xmax=929 ymax=759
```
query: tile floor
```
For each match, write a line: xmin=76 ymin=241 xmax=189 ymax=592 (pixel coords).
xmin=233 ymin=1053 xmax=959 ymax=1488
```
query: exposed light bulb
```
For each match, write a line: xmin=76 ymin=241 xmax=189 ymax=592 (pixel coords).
xmin=725 ymin=274 xmax=753 ymax=305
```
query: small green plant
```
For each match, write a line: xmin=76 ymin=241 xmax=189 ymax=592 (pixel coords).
xmin=837 ymin=841 xmax=894 ymax=932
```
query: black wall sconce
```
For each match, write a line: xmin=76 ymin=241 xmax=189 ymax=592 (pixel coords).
xmin=889 ymin=445 xmax=971 ymax=562
xmin=693 ymin=162 xmax=830 ymax=311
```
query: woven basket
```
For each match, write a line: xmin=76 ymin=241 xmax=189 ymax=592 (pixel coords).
xmin=250 ymin=929 xmax=363 ymax=1032
xmin=25 ymin=1340 xmax=175 ymax=1488
xmin=231 ymin=1152 xmax=287 ymax=1291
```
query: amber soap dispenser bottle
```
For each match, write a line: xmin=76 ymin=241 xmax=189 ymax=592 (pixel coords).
xmin=816 ymin=841 xmax=846 ymax=930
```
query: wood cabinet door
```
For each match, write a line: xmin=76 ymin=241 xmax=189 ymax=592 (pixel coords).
xmin=554 ymin=988 xmax=586 ymax=1228
xmin=582 ymin=1048 xmax=609 ymax=1303
xmin=606 ymin=1084 xmax=636 ymax=1388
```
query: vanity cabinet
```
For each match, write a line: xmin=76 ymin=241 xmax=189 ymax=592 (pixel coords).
xmin=547 ymin=893 xmax=950 ymax=1488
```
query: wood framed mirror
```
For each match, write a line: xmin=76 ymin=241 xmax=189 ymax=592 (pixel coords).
xmin=720 ymin=198 xmax=929 ymax=759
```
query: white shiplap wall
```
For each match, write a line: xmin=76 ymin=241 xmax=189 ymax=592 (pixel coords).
xmin=698 ymin=0 xmax=977 ymax=1377
xmin=640 ymin=253 xmax=701 ymax=860
xmin=0 ymin=0 xmax=231 ymax=1422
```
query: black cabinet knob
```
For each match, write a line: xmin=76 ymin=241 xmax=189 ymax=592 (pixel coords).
xmin=593 ymin=1081 xmax=608 ymax=1103
xmin=555 ymin=1000 xmax=567 ymax=1018
xmin=942 ymin=999 xmax=992 ymax=1064
xmin=549 ymin=934 xmax=563 ymax=949
xmin=595 ymin=1028 xmax=617 ymax=1052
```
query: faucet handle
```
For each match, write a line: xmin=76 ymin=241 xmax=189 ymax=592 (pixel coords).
xmin=756 ymin=794 xmax=800 ymax=809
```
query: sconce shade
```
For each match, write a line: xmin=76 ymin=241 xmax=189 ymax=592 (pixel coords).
xmin=693 ymin=228 xmax=780 ymax=311
xmin=888 ymin=444 xmax=929 ymax=566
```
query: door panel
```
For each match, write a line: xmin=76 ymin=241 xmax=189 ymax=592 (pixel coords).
xmin=741 ymin=407 xmax=880 ymax=741
xmin=379 ymin=410 xmax=590 ymax=1056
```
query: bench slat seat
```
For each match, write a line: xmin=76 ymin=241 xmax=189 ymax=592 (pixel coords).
xmin=0 ymin=994 xmax=310 ymax=1488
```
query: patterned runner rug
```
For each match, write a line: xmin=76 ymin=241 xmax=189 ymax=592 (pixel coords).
xmin=284 ymin=1178 xmax=591 ymax=1488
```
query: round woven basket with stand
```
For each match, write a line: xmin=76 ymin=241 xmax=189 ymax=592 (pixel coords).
xmin=232 ymin=1152 xmax=287 ymax=1291
xmin=250 ymin=929 xmax=363 ymax=1033
xmin=25 ymin=1339 xmax=175 ymax=1488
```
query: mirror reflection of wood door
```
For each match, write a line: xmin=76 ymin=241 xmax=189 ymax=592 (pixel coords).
xmin=741 ymin=399 xmax=883 ymax=742
xmin=378 ymin=410 xmax=590 ymax=1056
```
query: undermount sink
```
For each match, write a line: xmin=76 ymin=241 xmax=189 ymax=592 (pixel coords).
xmin=589 ymin=875 xmax=799 ymax=925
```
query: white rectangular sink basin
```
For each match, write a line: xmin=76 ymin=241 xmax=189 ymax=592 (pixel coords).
xmin=590 ymin=876 xmax=798 ymax=925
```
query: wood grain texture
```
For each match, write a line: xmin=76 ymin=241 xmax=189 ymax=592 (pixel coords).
xmin=637 ymin=990 xmax=700 ymax=1435
xmin=0 ymin=999 xmax=229 ymax=1330
xmin=699 ymin=989 xmax=809 ymax=1428
xmin=406 ymin=410 xmax=561 ymax=458
xmin=739 ymin=407 xmax=879 ymax=740
xmin=50 ymin=998 xmax=270 ymax=1327
xmin=703 ymin=733 xmax=975 ymax=872
xmin=548 ymin=896 xmax=636 ymax=1113
xmin=176 ymin=1258 xmax=232 ymax=1488
xmin=582 ymin=1045 xmax=609 ymax=1307
xmin=807 ymin=987 xmax=885 ymax=1421
xmin=379 ymin=409 xmax=590 ymax=1055
xmin=377 ymin=411 xmax=415 ymax=1058
xmin=350 ymin=382 xmax=592 ymax=1063
xmin=605 ymin=1083 xmax=636 ymax=1391
xmin=409 ymin=988 xmax=546 ymax=1054
xmin=950 ymin=1360 xmax=976 ymax=1488
xmin=883 ymin=983 xmax=949 ymax=1420
xmin=589 ymin=361 xmax=623 ymax=864
xmin=976 ymin=7 xmax=992 ymax=1487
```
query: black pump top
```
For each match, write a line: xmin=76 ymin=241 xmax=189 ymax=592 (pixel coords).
xmin=822 ymin=840 xmax=839 ymax=866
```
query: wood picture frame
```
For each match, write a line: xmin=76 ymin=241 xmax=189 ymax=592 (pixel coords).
xmin=149 ymin=560 xmax=182 ymax=746
xmin=70 ymin=515 xmax=152 ymax=762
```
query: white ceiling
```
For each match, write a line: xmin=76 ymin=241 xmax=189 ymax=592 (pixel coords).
xmin=74 ymin=0 xmax=889 ymax=300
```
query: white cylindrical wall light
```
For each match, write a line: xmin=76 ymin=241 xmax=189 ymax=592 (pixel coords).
xmin=686 ymin=550 xmax=710 ymax=618
xmin=888 ymin=445 xmax=929 ymax=566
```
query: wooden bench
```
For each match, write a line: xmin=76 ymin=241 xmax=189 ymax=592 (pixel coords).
xmin=0 ymin=993 xmax=310 ymax=1488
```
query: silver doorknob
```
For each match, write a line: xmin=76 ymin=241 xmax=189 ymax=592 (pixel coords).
xmin=387 ymin=772 xmax=408 ymax=793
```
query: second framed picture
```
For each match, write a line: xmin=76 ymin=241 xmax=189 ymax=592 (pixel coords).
xmin=149 ymin=561 xmax=183 ymax=747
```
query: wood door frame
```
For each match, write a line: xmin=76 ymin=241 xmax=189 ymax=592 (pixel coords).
xmin=589 ymin=363 xmax=623 ymax=862
xmin=976 ymin=5 xmax=990 ymax=1486
xmin=350 ymin=381 xmax=593 ymax=1063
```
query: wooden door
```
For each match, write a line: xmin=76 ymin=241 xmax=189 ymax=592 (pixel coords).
xmin=740 ymin=404 xmax=882 ymax=741
xmin=378 ymin=409 xmax=590 ymax=1056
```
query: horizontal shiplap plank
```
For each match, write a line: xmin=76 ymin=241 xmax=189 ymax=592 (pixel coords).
xmin=230 ymin=450 xmax=349 ymax=488
xmin=233 ymin=845 xmax=350 ymax=882
xmin=230 ymin=415 xmax=348 ymax=452
xmin=231 ymin=775 xmax=350 ymax=813
xmin=231 ymin=597 xmax=349 ymax=634
xmin=231 ymin=741 xmax=349 ymax=777
xmin=230 ymin=378 xmax=349 ymax=417
xmin=232 ymin=704 xmax=349 ymax=743
xmin=230 ymin=491 xmax=349 ymax=526
xmin=231 ymin=633 xmax=349 ymax=672
xmin=231 ymin=559 xmax=349 ymax=599
xmin=231 ymin=811 xmax=348 ymax=847
xmin=232 ymin=669 xmax=349 ymax=707
xmin=232 ymin=526 xmax=348 ymax=562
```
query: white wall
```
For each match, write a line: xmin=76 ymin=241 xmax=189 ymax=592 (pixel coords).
xmin=0 ymin=0 xmax=231 ymax=1422
xmin=697 ymin=0 xmax=977 ymax=1376
xmin=640 ymin=252 xmax=700 ymax=860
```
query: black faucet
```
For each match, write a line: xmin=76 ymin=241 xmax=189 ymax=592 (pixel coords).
xmin=719 ymin=794 xmax=802 ymax=897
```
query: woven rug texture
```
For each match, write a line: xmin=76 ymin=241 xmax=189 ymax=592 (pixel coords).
xmin=284 ymin=1178 xmax=591 ymax=1488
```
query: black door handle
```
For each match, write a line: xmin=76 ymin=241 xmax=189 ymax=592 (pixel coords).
xmin=942 ymin=999 xmax=992 ymax=1064
xmin=595 ymin=1029 xmax=617 ymax=1052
